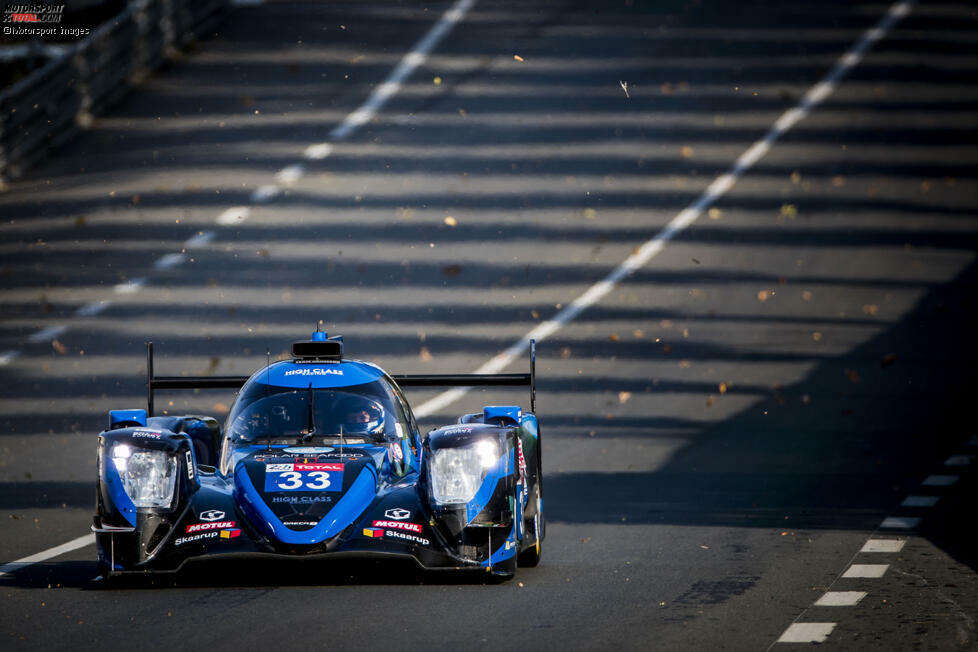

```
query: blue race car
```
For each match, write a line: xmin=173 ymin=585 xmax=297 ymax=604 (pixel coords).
xmin=93 ymin=331 xmax=543 ymax=580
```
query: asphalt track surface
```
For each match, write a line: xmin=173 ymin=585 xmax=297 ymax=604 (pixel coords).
xmin=1 ymin=0 xmax=978 ymax=649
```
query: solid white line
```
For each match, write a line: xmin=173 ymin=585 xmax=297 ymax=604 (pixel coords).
xmin=217 ymin=206 xmax=251 ymax=225
xmin=75 ymin=301 xmax=111 ymax=317
xmin=327 ymin=0 xmax=478 ymax=141
xmin=154 ymin=253 xmax=187 ymax=270
xmin=815 ymin=591 xmax=866 ymax=607
xmin=416 ymin=0 xmax=916 ymax=420
xmin=843 ymin=564 xmax=889 ymax=579
xmin=777 ymin=623 xmax=836 ymax=644
xmin=901 ymin=495 xmax=939 ymax=508
xmin=0 ymin=533 xmax=95 ymax=577
xmin=185 ymin=230 xmax=216 ymax=248
xmin=0 ymin=350 xmax=20 ymax=366
xmin=28 ymin=325 xmax=67 ymax=343
xmin=881 ymin=516 xmax=920 ymax=529
xmin=275 ymin=164 xmax=305 ymax=185
xmin=922 ymin=474 xmax=959 ymax=486
xmin=860 ymin=539 xmax=905 ymax=553
xmin=114 ymin=277 xmax=147 ymax=294
xmin=944 ymin=454 xmax=975 ymax=466
xmin=251 ymin=185 xmax=281 ymax=203
xmin=304 ymin=143 xmax=333 ymax=160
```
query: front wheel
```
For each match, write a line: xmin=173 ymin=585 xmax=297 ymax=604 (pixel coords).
xmin=517 ymin=508 xmax=544 ymax=567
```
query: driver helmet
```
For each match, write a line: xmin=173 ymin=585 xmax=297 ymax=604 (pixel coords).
xmin=335 ymin=395 xmax=385 ymax=436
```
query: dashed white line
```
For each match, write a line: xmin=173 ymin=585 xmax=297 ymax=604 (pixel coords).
xmin=0 ymin=534 xmax=95 ymax=577
xmin=154 ymin=253 xmax=187 ymax=270
xmin=777 ymin=623 xmax=836 ymax=644
xmin=860 ymin=539 xmax=905 ymax=553
xmin=922 ymin=474 xmax=959 ymax=486
xmin=75 ymin=301 xmax=111 ymax=317
xmin=217 ymin=206 xmax=251 ymax=225
xmin=842 ymin=564 xmax=889 ymax=579
xmin=0 ymin=350 xmax=20 ymax=366
xmin=114 ymin=277 xmax=148 ymax=294
xmin=815 ymin=591 xmax=867 ymax=607
xmin=901 ymin=495 xmax=939 ymax=508
xmin=28 ymin=325 xmax=66 ymax=343
xmin=880 ymin=516 xmax=920 ymax=530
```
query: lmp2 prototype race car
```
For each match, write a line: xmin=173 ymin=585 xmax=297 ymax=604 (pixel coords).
xmin=93 ymin=331 xmax=543 ymax=581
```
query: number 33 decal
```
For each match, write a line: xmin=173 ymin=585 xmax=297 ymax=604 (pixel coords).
xmin=276 ymin=471 xmax=331 ymax=490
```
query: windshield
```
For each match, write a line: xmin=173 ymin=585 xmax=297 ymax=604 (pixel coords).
xmin=225 ymin=379 xmax=408 ymax=445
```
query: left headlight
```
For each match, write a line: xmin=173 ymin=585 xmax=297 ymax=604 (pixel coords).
xmin=429 ymin=439 xmax=499 ymax=505
xmin=111 ymin=444 xmax=177 ymax=508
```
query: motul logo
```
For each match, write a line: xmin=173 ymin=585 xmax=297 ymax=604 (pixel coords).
xmin=372 ymin=520 xmax=422 ymax=533
xmin=186 ymin=521 xmax=235 ymax=533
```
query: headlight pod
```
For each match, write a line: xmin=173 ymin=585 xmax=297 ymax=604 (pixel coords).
xmin=429 ymin=439 xmax=499 ymax=505
xmin=111 ymin=444 xmax=177 ymax=508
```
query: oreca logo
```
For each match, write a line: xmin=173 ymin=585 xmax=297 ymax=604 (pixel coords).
xmin=284 ymin=368 xmax=343 ymax=376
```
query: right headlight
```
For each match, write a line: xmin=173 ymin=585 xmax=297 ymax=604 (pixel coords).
xmin=429 ymin=439 xmax=499 ymax=505
xmin=111 ymin=444 xmax=177 ymax=508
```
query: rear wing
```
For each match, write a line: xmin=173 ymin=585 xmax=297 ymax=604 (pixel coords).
xmin=146 ymin=340 xmax=536 ymax=417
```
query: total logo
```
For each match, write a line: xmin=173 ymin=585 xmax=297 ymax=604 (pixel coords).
xmin=284 ymin=368 xmax=343 ymax=377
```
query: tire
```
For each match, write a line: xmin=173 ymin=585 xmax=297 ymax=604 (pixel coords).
xmin=517 ymin=506 xmax=544 ymax=567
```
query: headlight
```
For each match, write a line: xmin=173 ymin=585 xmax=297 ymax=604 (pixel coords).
xmin=430 ymin=439 xmax=499 ymax=505
xmin=111 ymin=444 xmax=177 ymax=508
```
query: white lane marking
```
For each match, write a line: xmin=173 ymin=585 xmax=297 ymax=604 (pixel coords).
xmin=304 ymin=143 xmax=333 ymax=160
xmin=944 ymin=454 xmax=975 ymax=466
xmin=922 ymin=474 xmax=959 ymax=486
xmin=114 ymin=277 xmax=147 ymax=294
xmin=217 ymin=206 xmax=251 ymax=225
xmin=416 ymin=0 xmax=916 ymax=420
xmin=28 ymin=325 xmax=67 ymax=343
xmin=328 ymin=0 xmax=478 ymax=141
xmin=0 ymin=533 xmax=95 ymax=577
xmin=881 ymin=516 xmax=920 ymax=529
xmin=275 ymin=164 xmax=305 ymax=185
xmin=185 ymin=230 xmax=216 ymax=247
xmin=250 ymin=185 xmax=281 ymax=203
xmin=843 ymin=564 xmax=889 ymax=579
xmin=860 ymin=539 xmax=905 ymax=553
xmin=0 ymin=350 xmax=20 ymax=366
xmin=815 ymin=591 xmax=867 ymax=607
xmin=75 ymin=301 xmax=111 ymax=317
xmin=777 ymin=623 xmax=836 ymax=644
xmin=901 ymin=495 xmax=939 ymax=508
xmin=154 ymin=253 xmax=187 ymax=270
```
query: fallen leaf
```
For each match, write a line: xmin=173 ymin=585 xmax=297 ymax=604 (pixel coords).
xmin=419 ymin=346 xmax=433 ymax=361
xmin=801 ymin=290 xmax=813 ymax=301
xmin=583 ymin=208 xmax=597 ymax=219
xmin=779 ymin=204 xmax=798 ymax=219
xmin=881 ymin=353 xmax=898 ymax=368
xmin=560 ymin=347 xmax=572 ymax=359
xmin=433 ymin=76 xmax=442 ymax=85
xmin=707 ymin=207 xmax=722 ymax=220
xmin=51 ymin=339 xmax=67 ymax=355
xmin=831 ymin=175 xmax=846 ymax=187
xmin=705 ymin=395 xmax=715 ymax=407
xmin=862 ymin=304 xmax=878 ymax=316
xmin=211 ymin=402 xmax=229 ymax=414
xmin=513 ymin=54 xmax=524 ymax=62
xmin=618 ymin=391 xmax=631 ymax=404
xmin=443 ymin=216 xmax=457 ymax=226
xmin=680 ymin=145 xmax=695 ymax=159
xmin=679 ymin=360 xmax=691 ymax=368
xmin=790 ymin=171 xmax=801 ymax=184
xmin=757 ymin=290 xmax=772 ymax=302
xmin=619 ymin=80 xmax=629 ymax=98
xmin=608 ymin=333 xmax=620 ymax=342
xmin=531 ymin=310 xmax=540 ymax=319
xmin=812 ymin=331 xmax=822 ymax=342
xmin=700 ymin=545 xmax=709 ymax=549
xmin=844 ymin=369 xmax=860 ymax=384
xmin=633 ymin=329 xmax=644 ymax=338
xmin=718 ymin=383 xmax=727 ymax=394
